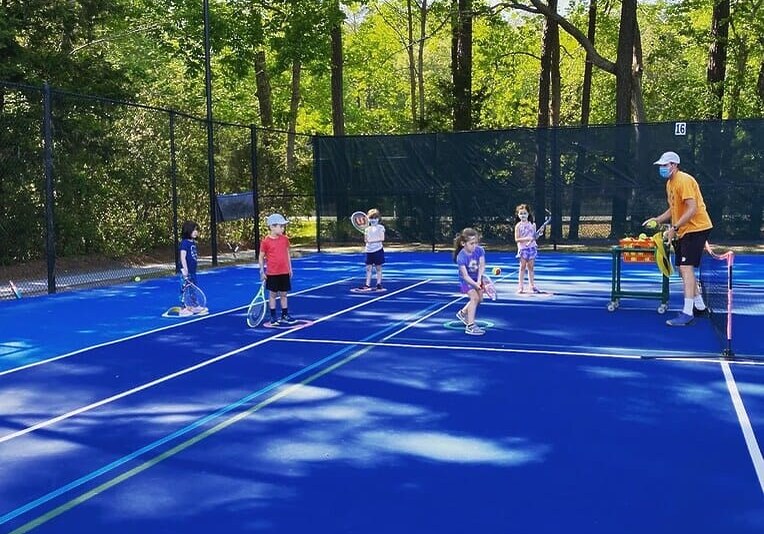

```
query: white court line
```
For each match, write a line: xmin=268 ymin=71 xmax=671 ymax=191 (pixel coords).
xmin=276 ymin=338 xmax=644 ymax=360
xmin=0 ymin=277 xmax=353 ymax=377
xmin=721 ymin=361 xmax=764 ymax=496
xmin=0 ymin=279 xmax=432 ymax=444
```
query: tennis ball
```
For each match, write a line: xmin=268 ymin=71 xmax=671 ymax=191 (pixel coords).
xmin=644 ymin=219 xmax=658 ymax=231
xmin=134 ymin=276 xmax=141 ymax=282
xmin=638 ymin=233 xmax=647 ymax=240
xmin=492 ymin=267 xmax=501 ymax=276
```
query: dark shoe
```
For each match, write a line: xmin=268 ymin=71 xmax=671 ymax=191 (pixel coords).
xmin=269 ymin=317 xmax=280 ymax=326
xmin=666 ymin=312 xmax=695 ymax=327
xmin=693 ymin=306 xmax=709 ymax=317
xmin=281 ymin=314 xmax=297 ymax=324
xmin=375 ymin=284 xmax=384 ymax=290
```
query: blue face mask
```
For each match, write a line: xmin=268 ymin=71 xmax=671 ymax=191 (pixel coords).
xmin=369 ymin=218 xmax=379 ymax=225
xmin=659 ymin=166 xmax=671 ymax=179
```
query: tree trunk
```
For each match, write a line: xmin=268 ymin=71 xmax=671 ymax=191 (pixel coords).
xmin=611 ymin=0 xmax=637 ymax=238
xmin=706 ymin=0 xmax=730 ymax=119
xmin=451 ymin=0 xmax=472 ymax=131
xmin=569 ymin=0 xmax=597 ymax=241
xmin=330 ymin=1 xmax=345 ymax=136
xmin=631 ymin=21 xmax=645 ymax=123
xmin=417 ymin=0 xmax=428 ymax=131
xmin=286 ymin=59 xmax=301 ymax=175
xmin=534 ymin=7 xmax=551 ymax=223
xmin=254 ymin=50 xmax=273 ymax=128
xmin=758 ymin=56 xmax=764 ymax=115
xmin=406 ymin=0 xmax=418 ymax=130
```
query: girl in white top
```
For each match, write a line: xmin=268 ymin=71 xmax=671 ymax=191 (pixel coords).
xmin=359 ymin=208 xmax=386 ymax=290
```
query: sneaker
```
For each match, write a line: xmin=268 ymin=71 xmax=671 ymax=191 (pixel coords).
xmin=666 ymin=312 xmax=695 ymax=327
xmin=516 ymin=287 xmax=525 ymax=294
xmin=192 ymin=306 xmax=208 ymax=315
xmin=693 ymin=306 xmax=709 ymax=317
xmin=178 ymin=308 xmax=193 ymax=317
xmin=465 ymin=324 xmax=486 ymax=336
xmin=376 ymin=284 xmax=384 ymax=290
xmin=531 ymin=286 xmax=543 ymax=294
xmin=269 ymin=317 xmax=280 ymax=326
xmin=281 ymin=314 xmax=297 ymax=325
xmin=456 ymin=309 xmax=468 ymax=325
xmin=357 ymin=284 xmax=371 ymax=291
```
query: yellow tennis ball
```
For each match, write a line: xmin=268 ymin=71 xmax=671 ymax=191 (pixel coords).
xmin=134 ymin=276 xmax=141 ymax=282
xmin=638 ymin=233 xmax=647 ymax=240
xmin=492 ymin=267 xmax=501 ymax=276
xmin=645 ymin=219 xmax=658 ymax=231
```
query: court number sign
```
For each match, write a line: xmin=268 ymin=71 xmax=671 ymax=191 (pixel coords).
xmin=674 ymin=122 xmax=687 ymax=136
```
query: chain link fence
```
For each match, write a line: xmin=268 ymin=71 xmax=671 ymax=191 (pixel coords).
xmin=1 ymin=80 xmax=761 ymax=300
xmin=0 ymin=81 xmax=313 ymax=299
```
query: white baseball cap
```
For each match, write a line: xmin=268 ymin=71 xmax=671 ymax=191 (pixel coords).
xmin=265 ymin=213 xmax=288 ymax=226
xmin=653 ymin=151 xmax=680 ymax=165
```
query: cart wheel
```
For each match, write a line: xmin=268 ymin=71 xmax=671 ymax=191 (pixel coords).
xmin=607 ymin=302 xmax=616 ymax=312
xmin=657 ymin=304 xmax=668 ymax=314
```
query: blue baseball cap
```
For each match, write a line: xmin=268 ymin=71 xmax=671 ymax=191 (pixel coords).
xmin=265 ymin=213 xmax=288 ymax=226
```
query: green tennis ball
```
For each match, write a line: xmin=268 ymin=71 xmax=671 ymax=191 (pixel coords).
xmin=134 ymin=276 xmax=141 ymax=282
xmin=638 ymin=233 xmax=648 ymax=240
xmin=645 ymin=219 xmax=658 ymax=231
xmin=492 ymin=267 xmax=501 ymax=276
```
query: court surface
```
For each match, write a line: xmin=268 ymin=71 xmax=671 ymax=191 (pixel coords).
xmin=1 ymin=251 xmax=762 ymax=533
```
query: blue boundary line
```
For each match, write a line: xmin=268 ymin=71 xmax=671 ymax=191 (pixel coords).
xmin=0 ymin=295 xmax=446 ymax=526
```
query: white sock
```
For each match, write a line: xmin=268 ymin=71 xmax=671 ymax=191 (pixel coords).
xmin=683 ymin=298 xmax=694 ymax=316
xmin=694 ymin=295 xmax=706 ymax=310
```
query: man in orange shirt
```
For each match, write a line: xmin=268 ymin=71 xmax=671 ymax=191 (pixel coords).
xmin=644 ymin=151 xmax=713 ymax=327
xmin=259 ymin=213 xmax=295 ymax=325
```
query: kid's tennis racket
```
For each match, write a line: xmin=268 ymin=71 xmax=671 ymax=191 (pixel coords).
xmin=246 ymin=281 xmax=267 ymax=327
xmin=350 ymin=211 xmax=369 ymax=233
xmin=181 ymin=280 xmax=207 ymax=310
xmin=481 ymin=274 xmax=497 ymax=301
xmin=536 ymin=209 xmax=552 ymax=238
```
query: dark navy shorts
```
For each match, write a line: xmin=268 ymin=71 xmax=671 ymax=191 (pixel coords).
xmin=365 ymin=249 xmax=385 ymax=266
xmin=674 ymin=229 xmax=711 ymax=267
xmin=266 ymin=273 xmax=291 ymax=292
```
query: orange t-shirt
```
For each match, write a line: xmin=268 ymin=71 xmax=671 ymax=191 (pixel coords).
xmin=260 ymin=235 xmax=291 ymax=274
xmin=665 ymin=170 xmax=713 ymax=237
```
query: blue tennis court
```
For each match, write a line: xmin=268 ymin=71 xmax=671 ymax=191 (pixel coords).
xmin=1 ymin=251 xmax=762 ymax=533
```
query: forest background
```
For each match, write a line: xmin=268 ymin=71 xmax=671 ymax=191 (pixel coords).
xmin=0 ymin=0 xmax=762 ymax=278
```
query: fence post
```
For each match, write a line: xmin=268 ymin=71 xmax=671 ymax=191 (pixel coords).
xmin=42 ymin=82 xmax=56 ymax=294
xmin=312 ymin=135 xmax=322 ymax=252
xmin=250 ymin=125 xmax=261 ymax=258
xmin=170 ymin=111 xmax=180 ymax=272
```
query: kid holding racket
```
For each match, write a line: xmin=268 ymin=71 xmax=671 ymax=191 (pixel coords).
xmin=453 ymin=227 xmax=486 ymax=336
xmin=178 ymin=220 xmax=208 ymax=316
xmin=514 ymin=204 xmax=542 ymax=294
xmin=358 ymin=208 xmax=386 ymax=291
xmin=259 ymin=213 xmax=296 ymax=325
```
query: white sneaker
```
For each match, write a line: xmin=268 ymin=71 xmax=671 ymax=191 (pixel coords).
xmin=178 ymin=308 xmax=194 ymax=317
xmin=465 ymin=324 xmax=485 ymax=336
xmin=192 ymin=306 xmax=209 ymax=315
xmin=456 ymin=309 xmax=468 ymax=325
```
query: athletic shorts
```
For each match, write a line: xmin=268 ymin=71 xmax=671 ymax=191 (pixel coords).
xmin=365 ymin=249 xmax=385 ymax=266
xmin=266 ymin=273 xmax=291 ymax=292
xmin=674 ymin=229 xmax=711 ymax=267
xmin=516 ymin=246 xmax=538 ymax=261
